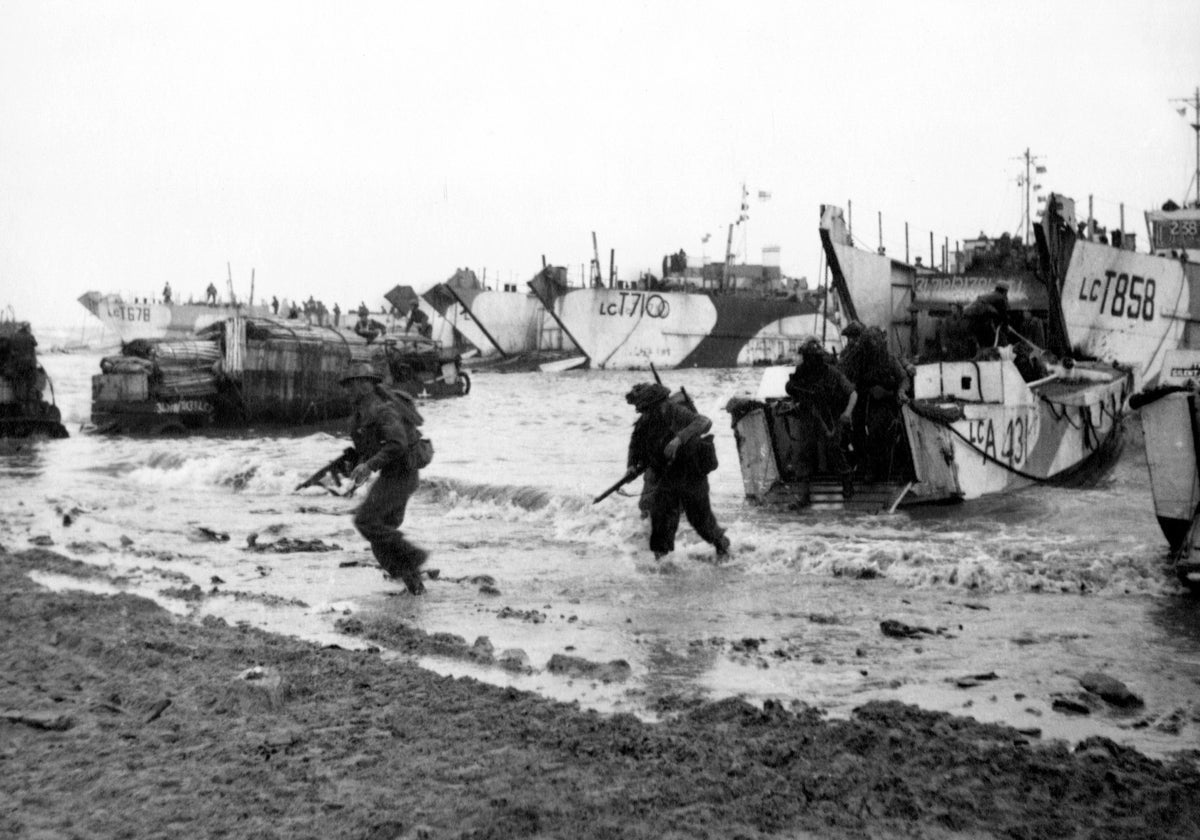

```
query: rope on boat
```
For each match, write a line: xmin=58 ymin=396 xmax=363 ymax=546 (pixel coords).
xmin=918 ymin=388 xmax=1120 ymax=483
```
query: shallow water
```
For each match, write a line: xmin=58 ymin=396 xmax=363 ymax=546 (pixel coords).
xmin=6 ymin=332 xmax=1200 ymax=759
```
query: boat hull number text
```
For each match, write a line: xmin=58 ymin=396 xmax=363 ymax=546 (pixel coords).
xmin=105 ymin=303 xmax=152 ymax=323
xmin=597 ymin=293 xmax=670 ymax=319
xmin=963 ymin=413 xmax=1036 ymax=467
xmin=1077 ymin=271 xmax=1156 ymax=321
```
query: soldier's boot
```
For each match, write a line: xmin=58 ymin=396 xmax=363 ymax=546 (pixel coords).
xmin=841 ymin=471 xmax=855 ymax=499
xmin=714 ymin=534 xmax=731 ymax=558
xmin=397 ymin=547 xmax=429 ymax=596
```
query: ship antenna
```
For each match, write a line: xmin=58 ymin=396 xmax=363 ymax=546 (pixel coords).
xmin=1171 ymin=87 xmax=1200 ymax=208
xmin=1013 ymin=147 xmax=1046 ymax=245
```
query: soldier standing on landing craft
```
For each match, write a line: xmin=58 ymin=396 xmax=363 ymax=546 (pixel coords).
xmin=341 ymin=361 xmax=429 ymax=595
xmin=784 ymin=338 xmax=857 ymax=508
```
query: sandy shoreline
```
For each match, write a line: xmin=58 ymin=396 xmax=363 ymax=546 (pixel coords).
xmin=3 ymin=546 xmax=1200 ymax=839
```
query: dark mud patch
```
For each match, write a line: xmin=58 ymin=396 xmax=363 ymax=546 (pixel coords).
xmin=5 ymin=547 xmax=1200 ymax=840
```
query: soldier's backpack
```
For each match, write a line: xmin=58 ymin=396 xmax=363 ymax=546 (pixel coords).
xmin=408 ymin=437 xmax=434 ymax=470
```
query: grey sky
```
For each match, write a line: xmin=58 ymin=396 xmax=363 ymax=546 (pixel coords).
xmin=2 ymin=0 xmax=1198 ymax=326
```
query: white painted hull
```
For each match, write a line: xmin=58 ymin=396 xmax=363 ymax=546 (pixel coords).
xmin=729 ymin=358 xmax=1128 ymax=509
xmin=553 ymin=288 xmax=829 ymax=369
xmin=1057 ymin=241 xmax=1196 ymax=388
xmin=78 ymin=292 xmax=270 ymax=342
xmin=426 ymin=290 xmax=572 ymax=356
xmin=903 ymin=360 xmax=1128 ymax=500
xmin=1139 ymin=391 xmax=1200 ymax=541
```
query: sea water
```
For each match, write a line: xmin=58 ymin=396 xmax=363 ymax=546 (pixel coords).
xmin=6 ymin=329 xmax=1200 ymax=760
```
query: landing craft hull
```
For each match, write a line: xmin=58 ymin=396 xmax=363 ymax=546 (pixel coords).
xmin=1038 ymin=194 xmax=1200 ymax=389
xmin=902 ymin=360 xmax=1128 ymax=500
xmin=1131 ymin=348 xmax=1200 ymax=587
xmin=90 ymin=317 xmax=471 ymax=434
xmin=1138 ymin=390 xmax=1199 ymax=550
xmin=78 ymin=292 xmax=270 ymax=343
xmin=554 ymin=288 xmax=827 ymax=369
xmin=0 ymin=323 xmax=69 ymax=438
xmin=729 ymin=359 xmax=1128 ymax=511
xmin=423 ymin=288 xmax=572 ymax=356
xmin=1055 ymin=241 xmax=1196 ymax=388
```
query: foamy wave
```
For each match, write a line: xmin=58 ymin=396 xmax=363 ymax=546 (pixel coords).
xmin=741 ymin=533 xmax=1176 ymax=595
xmin=421 ymin=475 xmax=592 ymax=514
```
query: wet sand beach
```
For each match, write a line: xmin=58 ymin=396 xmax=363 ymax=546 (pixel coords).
xmin=4 ymin=546 xmax=1200 ymax=840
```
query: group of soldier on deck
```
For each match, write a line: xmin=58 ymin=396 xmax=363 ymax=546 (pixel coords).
xmin=781 ymin=282 xmax=1051 ymax=506
xmin=781 ymin=322 xmax=911 ymax=507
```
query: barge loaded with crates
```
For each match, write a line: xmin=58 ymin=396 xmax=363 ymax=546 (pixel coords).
xmin=90 ymin=315 xmax=468 ymax=434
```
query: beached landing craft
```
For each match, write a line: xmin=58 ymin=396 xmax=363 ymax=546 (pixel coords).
xmin=1036 ymin=193 xmax=1200 ymax=389
xmin=1131 ymin=349 xmax=1200 ymax=589
xmin=529 ymin=249 xmax=830 ymax=370
xmin=421 ymin=267 xmax=575 ymax=359
xmin=1037 ymin=91 xmax=1200 ymax=388
xmin=0 ymin=315 xmax=68 ymax=438
xmin=77 ymin=290 xmax=272 ymax=343
xmin=89 ymin=316 xmax=467 ymax=434
xmin=726 ymin=205 xmax=1130 ymax=512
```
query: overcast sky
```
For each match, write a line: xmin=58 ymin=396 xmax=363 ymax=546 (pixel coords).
xmin=3 ymin=0 xmax=1198 ymax=328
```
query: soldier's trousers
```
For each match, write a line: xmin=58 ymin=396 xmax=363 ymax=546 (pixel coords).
xmin=649 ymin=475 xmax=724 ymax=555
xmin=353 ymin=467 xmax=423 ymax=576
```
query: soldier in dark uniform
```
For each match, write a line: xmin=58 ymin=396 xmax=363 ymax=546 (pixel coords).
xmin=406 ymin=302 xmax=432 ymax=338
xmin=5 ymin=323 xmax=40 ymax=412
xmin=625 ymin=382 xmax=730 ymax=560
xmin=933 ymin=303 xmax=977 ymax=361
xmin=964 ymin=284 xmax=1010 ymax=351
xmin=840 ymin=320 xmax=865 ymax=356
xmin=785 ymin=338 xmax=857 ymax=507
xmin=354 ymin=310 xmax=384 ymax=343
xmin=840 ymin=326 xmax=910 ymax=482
xmin=343 ymin=361 xmax=429 ymax=595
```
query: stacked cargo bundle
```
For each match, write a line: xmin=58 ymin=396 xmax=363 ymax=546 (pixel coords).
xmin=92 ymin=338 xmax=222 ymax=433
xmin=197 ymin=317 xmax=385 ymax=424
xmin=120 ymin=339 xmax=223 ymax=398
xmin=246 ymin=320 xmax=381 ymax=424
xmin=92 ymin=315 xmax=387 ymax=433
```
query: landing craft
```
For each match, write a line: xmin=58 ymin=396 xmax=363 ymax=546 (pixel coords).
xmin=1036 ymin=193 xmax=1199 ymax=389
xmin=1035 ymin=90 xmax=1200 ymax=387
xmin=421 ymin=267 xmax=575 ymax=359
xmin=89 ymin=315 xmax=468 ymax=435
xmin=1122 ymin=85 xmax=1200 ymax=589
xmin=0 ymin=315 xmax=68 ymax=438
xmin=77 ymin=290 xmax=271 ymax=343
xmin=725 ymin=203 xmax=1130 ymax=512
xmin=1131 ymin=349 xmax=1200 ymax=589
xmin=529 ymin=252 xmax=833 ymax=370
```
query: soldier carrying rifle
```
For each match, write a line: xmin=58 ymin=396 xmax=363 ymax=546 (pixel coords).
xmin=621 ymin=381 xmax=730 ymax=561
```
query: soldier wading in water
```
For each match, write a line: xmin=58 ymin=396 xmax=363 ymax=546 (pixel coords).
xmin=341 ymin=361 xmax=431 ymax=595
xmin=625 ymin=382 xmax=730 ymax=560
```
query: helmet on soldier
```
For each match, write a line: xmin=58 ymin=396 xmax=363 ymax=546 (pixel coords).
xmin=625 ymin=382 xmax=670 ymax=412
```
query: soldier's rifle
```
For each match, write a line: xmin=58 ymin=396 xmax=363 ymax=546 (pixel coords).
xmin=592 ymin=363 xmax=698 ymax=504
xmin=294 ymin=446 xmax=358 ymax=494
xmin=592 ymin=466 xmax=646 ymax=505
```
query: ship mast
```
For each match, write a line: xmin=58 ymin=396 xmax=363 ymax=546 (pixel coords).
xmin=1171 ymin=86 xmax=1200 ymax=208
xmin=1014 ymin=147 xmax=1046 ymax=245
xmin=723 ymin=182 xmax=749 ymax=291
